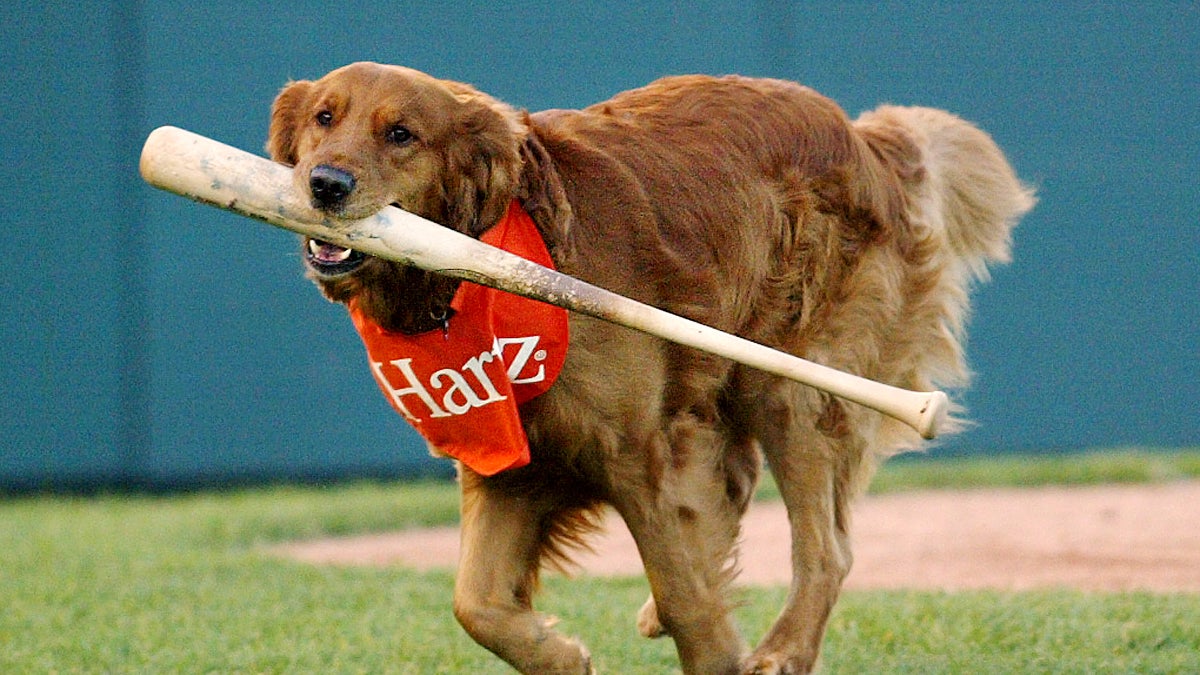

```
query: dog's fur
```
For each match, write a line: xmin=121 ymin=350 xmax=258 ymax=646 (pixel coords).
xmin=268 ymin=62 xmax=1033 ymax=674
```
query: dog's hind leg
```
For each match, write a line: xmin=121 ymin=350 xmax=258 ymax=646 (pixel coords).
xmin=635 ymin=431 xmax=762 ymax=640
xmin=617 ymin=505 xmax=745 ymax=674
xmin=611 ymin=415 xmax=755 ymax=674
xmin=452 ymin=470 xmax=595 ymax=675
xmin=741 ymin=385 xmax=868 ymax=675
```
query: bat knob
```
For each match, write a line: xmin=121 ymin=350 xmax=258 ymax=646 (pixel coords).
xmin=916 ymin=391 xmax=950 ymax=440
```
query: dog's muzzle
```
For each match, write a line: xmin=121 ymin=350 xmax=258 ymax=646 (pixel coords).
xmin=304 ymin=165 xmax=368 ymax=276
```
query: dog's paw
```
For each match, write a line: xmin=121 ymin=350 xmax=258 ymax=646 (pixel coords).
xmin=740 ymin=653 xmax=813 ymax=675
xmin=580 ymin=644 xmax=596 ymax=675
xmin=635 ymin=595 xmax=668 ymax=638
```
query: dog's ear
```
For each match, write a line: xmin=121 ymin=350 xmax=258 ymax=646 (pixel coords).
xmin=441 ymin=87 xmax=528 ymax=236
xmin=515 ymin=119 xmax=572 ymax=252
xmin=266 ymin=80 xmax=314 ymax=166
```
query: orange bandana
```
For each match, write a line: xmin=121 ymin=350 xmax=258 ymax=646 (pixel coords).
xmin=348 ymin=200 xmax=568 ymax=475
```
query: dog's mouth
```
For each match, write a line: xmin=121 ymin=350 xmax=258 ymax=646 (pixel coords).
xmin=304 ymin=238 xmax=367 ymax=277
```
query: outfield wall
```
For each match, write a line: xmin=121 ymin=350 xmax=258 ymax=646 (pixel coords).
xmin=2 ymin=2 xmax=1195 ymax=490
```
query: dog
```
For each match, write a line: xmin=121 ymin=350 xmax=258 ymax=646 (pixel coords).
xmin=267 ymin=62 xmax=1033 ymax=674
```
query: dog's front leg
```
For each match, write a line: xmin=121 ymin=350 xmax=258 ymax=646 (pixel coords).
xmin=452 ymin=469 xmax=594 ymax=674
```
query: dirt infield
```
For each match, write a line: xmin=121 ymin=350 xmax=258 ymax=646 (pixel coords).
xmin=274 ymin=482 xmax=1200 ymax=593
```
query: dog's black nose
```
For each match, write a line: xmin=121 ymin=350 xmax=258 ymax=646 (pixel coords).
xmin=309 ymin=165 xmax=356 ymax=208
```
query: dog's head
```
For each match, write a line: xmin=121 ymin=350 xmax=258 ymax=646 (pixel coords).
xmin=266 ymin=62 xmax=527 ymax=332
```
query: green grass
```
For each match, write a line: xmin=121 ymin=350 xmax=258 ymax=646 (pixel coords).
xmin=751 ymin=446 xmax=1200 ymax=500
xmin=868 ymin=446 xmax=1200 ymax=495
xmin=2 ymin=448 xmax=1198 ymax=673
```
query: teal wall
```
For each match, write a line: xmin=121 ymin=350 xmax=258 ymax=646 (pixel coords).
xmin=2 ymin=2 xmax=1196 ymax=490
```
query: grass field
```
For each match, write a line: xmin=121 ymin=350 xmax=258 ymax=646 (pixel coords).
xmin=2 ymin=448 xmax=1198 ymax=673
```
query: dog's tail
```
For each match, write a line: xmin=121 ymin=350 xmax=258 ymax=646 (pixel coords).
xmin=853 ymin=106 xmax=1035 ymax=445
xmin=856 ymin=105 xmax=1036 ymax=282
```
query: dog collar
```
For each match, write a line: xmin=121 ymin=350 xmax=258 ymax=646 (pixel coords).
xmin=348 ymin=200 xmax=568 ymax=475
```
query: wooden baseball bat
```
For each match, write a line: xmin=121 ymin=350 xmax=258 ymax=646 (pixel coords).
xmin=139 ymin=125 xmax=950 ymax=439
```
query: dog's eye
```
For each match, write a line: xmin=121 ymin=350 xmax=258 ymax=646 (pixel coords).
xmin=315 ymin=110 xmax=333 ymax=127
xmin=385 ymin=125 xmax=415 ymax=146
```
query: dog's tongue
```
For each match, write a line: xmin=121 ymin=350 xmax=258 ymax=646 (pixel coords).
xmin=309 ymin=239 xmax=354 ymax=263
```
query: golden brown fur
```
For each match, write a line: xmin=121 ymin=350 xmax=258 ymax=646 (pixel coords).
xmin=268 ymin=62 xmax=1033 ymax=674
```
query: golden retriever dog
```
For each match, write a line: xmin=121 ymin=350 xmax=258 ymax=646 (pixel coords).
xmin=267 ymin=62 xmax=1033 ymax=673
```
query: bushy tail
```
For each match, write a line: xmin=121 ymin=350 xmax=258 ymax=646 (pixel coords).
xmin=856 ymin=105 xmax=1036 ymax=282
xmin=852 ymin=106 xmax=1035 ymax=450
